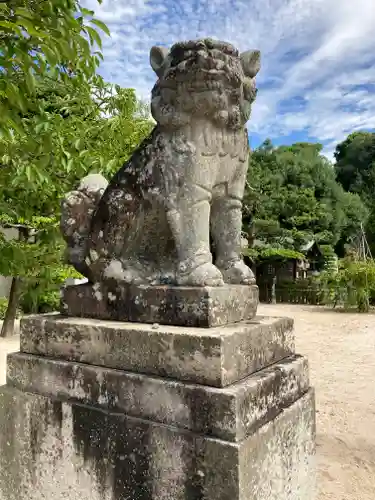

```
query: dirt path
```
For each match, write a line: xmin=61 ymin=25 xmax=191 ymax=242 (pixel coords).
xmin=0 ymin=335 xmax=19 ymax=386
xmin=259 ymin=304 xmax=375 ymax=500
xmin=1 ymin=306 xmax=375 ymax=499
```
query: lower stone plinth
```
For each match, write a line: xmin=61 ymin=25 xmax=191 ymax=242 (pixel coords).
xmin=6 ymin=352 xmax=310 ymax=442
xmin=0 ymin=385 xmax=315 ymax=500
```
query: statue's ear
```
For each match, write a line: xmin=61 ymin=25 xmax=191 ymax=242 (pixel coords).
xmin=150 ymin=46 xmax=169 ymax=77
xmin=240 ymin=49 xmax=261 ymax=78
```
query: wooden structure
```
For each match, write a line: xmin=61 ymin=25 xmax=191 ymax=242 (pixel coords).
xmin=246 ymin=239 xmax=327 ymax=303
xmin=300 ymin=240 xmax=325 ymax=276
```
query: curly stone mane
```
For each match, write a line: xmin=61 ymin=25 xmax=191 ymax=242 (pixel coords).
xmin=150 ymin=38 xmax=260 ymax=130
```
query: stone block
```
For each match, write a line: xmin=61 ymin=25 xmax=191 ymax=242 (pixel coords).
xmin=60 ymin=282 xmax=259 ymax=328
xmin=7 ymin=352 xmax=309 ymax=442
xmin=20 ymin=314 xmax=294 ymax=387
xmin=0 ymin=385 xmax=315 ymax=500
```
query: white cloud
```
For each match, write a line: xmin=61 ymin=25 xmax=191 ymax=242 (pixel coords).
xmin=84 ymin=0 xmax=375 ymax=154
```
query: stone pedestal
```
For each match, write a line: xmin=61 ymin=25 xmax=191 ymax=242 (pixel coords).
xmin=61 ymin=283 xmax=259 ymax=327
xmin=0 ymin=301 xmax=315 ymax=500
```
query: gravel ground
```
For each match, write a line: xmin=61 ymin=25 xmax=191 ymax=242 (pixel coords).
xmin=0 ymin=331 xmax=19 ymax=387
xmin=1 ymin=306 xmax=375 ymax=499
xmin=258 ymin=304 xmax=375 ymax=500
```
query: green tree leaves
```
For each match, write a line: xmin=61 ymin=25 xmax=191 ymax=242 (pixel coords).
xmin=334 ymin=132 xmax=375 ymax=255
xmin=0 ymin=0 xmax=110 ymax=136
xmin=89 ymin=18 xmax=111 ymax=36
xmin=245 ymin=140 xmax=368 ymax=256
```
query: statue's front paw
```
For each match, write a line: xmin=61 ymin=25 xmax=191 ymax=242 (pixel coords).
xmin=177 ymin=262 xmax=224 ymax=287
xmin=217 ymin=260 xmax=256 ymax=285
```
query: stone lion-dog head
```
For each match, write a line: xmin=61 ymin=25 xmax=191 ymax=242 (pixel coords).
xmin=150 ymin=38 xmax=260 ymax=130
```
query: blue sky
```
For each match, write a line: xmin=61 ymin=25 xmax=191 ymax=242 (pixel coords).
xmin=83 ymin=0 xmax=375 ymax=159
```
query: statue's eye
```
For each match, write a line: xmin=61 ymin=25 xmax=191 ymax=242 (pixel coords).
xmin=170 ymin=48 xmax=185 ymax=67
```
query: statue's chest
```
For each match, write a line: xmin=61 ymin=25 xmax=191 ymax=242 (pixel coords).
xmin=187 ymin=125 xmax=248 ymax=160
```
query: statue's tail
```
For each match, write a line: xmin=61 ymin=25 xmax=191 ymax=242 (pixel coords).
xmin=60 ymin=174 xmax=108 ymax=278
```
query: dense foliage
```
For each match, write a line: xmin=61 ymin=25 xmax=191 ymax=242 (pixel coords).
xmin=0 ymin=0 xmax=109 ymax=136
xmin=334 ymin=131 xmax=375 ymax=255
xmin=244 ymin=140 xmax=368 ymax=257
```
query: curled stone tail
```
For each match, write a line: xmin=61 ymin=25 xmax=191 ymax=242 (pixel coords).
xmin=60 ymin=174 xmax=108 ymax=277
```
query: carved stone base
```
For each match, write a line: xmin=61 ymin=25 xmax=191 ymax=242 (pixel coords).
xmin=20 ymin=314 xmax=294 ymax=387
xmin=0 ymin=366 xmax=315 ymax=500
xmin=0 ymin=314 xmax=316 ymax=499
xmin=60 ymin=282 xmax=259 ymax=328
xmin=6 ymin=352 xmax=310 ymax=442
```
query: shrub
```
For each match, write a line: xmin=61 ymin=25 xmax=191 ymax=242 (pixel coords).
xmin=20 ymin=265 xmax=83 ymax=314
xmin=0 ymin=298 xmax=8 ymax=320
xmin=319 ymin=245 xmax=338 ymax=273
xmin=320 ymin=258 xmax=375 ymax=312
xmin=0 ymin=297 xmax=22 ymax=320
xmin=270 ymin=277 xmax=324 ymax=305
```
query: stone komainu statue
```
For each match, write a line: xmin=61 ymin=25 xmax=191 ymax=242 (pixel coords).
xmin=61 ymin=39 xmax=261 ymax=287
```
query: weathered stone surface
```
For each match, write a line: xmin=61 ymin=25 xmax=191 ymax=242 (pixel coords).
xmin=60 ymin=39 xmax=261 ymax=288
xmin=20 ymin=314 xmax=295 ymax=387
xmin=6 ymin=352 xmax=309 ymax=442
xmin=0 ymin=386 xmax=315 ymax=500
xmin=61 ymin=282 xmax=259 ymax=327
